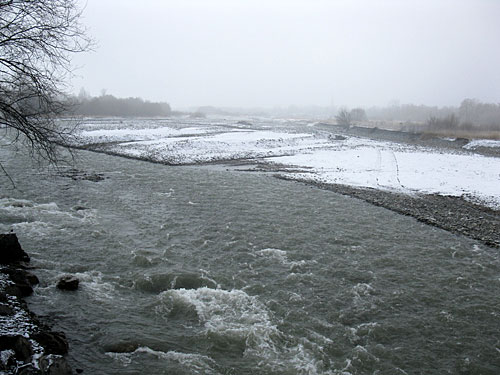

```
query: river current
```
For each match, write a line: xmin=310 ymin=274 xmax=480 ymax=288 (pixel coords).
xmin=1 ymin=143 xmax=499 ymax=374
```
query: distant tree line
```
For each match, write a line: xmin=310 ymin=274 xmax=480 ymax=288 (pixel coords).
xmin=344 ymin=99 xmax=500 ymax=132
xmin=365 ymin=104 xmax=455 ymax=123
xmin=456 ymin=99 xmax=500 ymax=130
xmin=69 ymin=91 xmax=171 ymax=117
xmin=419 ymin=99 xmax=500 ymax=133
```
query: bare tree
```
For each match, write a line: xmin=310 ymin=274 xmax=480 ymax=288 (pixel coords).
xmin=335 ymin=107 xmax=352 ymax=128
xmin=0 ymin=0 xmax=92 ymax=167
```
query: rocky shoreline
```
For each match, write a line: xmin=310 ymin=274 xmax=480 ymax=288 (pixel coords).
xmin=276 ymin=175 xmax=500 ymax=248
xmin=0 ymin=233 xmax=74 ymax=375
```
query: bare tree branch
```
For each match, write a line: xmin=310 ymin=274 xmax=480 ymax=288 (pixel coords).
xmin=0 ymin=0 xmax=92 ymax=175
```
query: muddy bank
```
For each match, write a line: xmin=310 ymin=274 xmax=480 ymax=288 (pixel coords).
xmin=0 ymin=233 xmax=74 ymax=374
xmin=276 ymin=175 xmax=499 ymax=248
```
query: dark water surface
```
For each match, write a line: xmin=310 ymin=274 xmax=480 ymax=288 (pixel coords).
xmin=1 ymin=147 xmax=499 ymax=374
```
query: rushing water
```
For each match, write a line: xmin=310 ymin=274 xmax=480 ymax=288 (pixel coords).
xmin=1 ymin=143 xmax=499 ymax=375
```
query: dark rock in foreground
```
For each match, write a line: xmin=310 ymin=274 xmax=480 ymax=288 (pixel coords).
xmin=33 ymin=331 xmax=69 ymax=355
xmin=39 ymin=354 xmax=74 ymax=375
xmin=0 ymin=335 xmax=33 ymax=362
xmin=0 ymin=233 xmax=73 ymax=374
xmin=0 ymin=233 xmax=30 ymax=264
xmin=3 ymin=268 xmax=38 ymax=297
xmin=57 ymin=275 xmax=79 ymax=291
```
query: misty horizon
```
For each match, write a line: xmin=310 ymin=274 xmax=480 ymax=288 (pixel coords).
xmin=72 ymin=0 xmax=500 ymax=109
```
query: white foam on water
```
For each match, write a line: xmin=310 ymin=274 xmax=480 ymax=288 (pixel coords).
xmin=3 ymin=220 xmax=54 ymax=237
xmin=131 ymin=251 xmax=157 ymax=267
xmin=352 ymin=283 xmax=375 ymax=297
xmin=198 ymin=269 xmax=220 ymax=290
xmin=71 ymin=207 xmax=98 ymax=223
xmin=34 ymin=202 xmax=60 ymax=211
xmin=159 ymin=287 xmax=335 ymax=374
xmin=0 ymin=198 xmax=57 ymax=212
xmin=288 ymin=292 xmax=304 ymax=302
xmin=255 ymin=248 xmax=317 ymax=272
xmin=346 ymin=322 xmax=379 ymax=345
xmin=351 ymin=345 xmax=380 ymax=365
xmin=138 ymin=348 xmax=219 ymax=374
xmin=160 ymin=287 xmax=277 ymax=343
xmin=336 ymin=345 xmax=383 ymax=375
xmin=351 ymin=283 xmax=376 ymax=308
xmin=308 ymin=330 xmax=334 ymax=346
xmin=255 ymin=248 xmax=288 ymax=263
xmin=343 ymin=329 xmax=404 ymax=373
xmin=0 ymin=198 xmax=96 ymax=233
xmin=439 ymin=310 xmax=454 ymax=322
xmin=106 ymin=347 xmax=220 ymax=373
xmin=104 ymin=351 xmax=132 ymax=365
xmin=72 ymin=271 xmax=117 ymax=302
xmin=339 ymin=359 xmax=353 ymax=375
xmin=286 ymin=272 xmax=316 ymax=282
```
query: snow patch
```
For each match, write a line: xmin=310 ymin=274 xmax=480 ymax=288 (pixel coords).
xmin=464 ymin=139 xmax=500 ymax=150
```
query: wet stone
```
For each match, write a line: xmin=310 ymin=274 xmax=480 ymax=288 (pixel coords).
xmin=3 ymin=268 xmax=35 ymax=296
xmin=0 ymin=304 xmax=13 ymax=315
xmin=33 ymin=331 xmax=69 ymax=355
xmin=39 ymin=354 xmax=73 ymax=375
xmin=0 ymin=233 xmax=30 ymax=264
xmin=17 ymin=364 xmax=41 ymax=375
xmin=0 ymin=335 xmax=33 ymax=362
xmin=4 ymin=283 xmax=33 ymax=298
xmin=103 ymin=341 xmax=139 ymax=353
xmin=0 ymin=349 xmax=16 ymax=371
xmin=56 ymin=275 xmax=79 ymax=291
xmin=24 ymin=271 xmax=39 ymax=285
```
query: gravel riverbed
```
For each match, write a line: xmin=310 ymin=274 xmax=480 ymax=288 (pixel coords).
xmin=275 ymin=175 xmax=499 ymax=248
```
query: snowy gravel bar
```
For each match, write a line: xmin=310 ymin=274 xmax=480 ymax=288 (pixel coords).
xmin=268 ymin=139 xmax=500 ymax=210
xmin=74 ymin=117 xmax=500 ymax=210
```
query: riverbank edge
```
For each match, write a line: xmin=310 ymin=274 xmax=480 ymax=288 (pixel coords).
xmin=275 ymin=175 xmax=499 ymax=248
xmin=70 ymin=146 xmax=500 ymax=249
xmin=0 ymin=233 xmax=73 ymax=374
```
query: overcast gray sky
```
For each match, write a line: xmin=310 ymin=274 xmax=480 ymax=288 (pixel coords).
xmin=71 ymin=0 xmax=500 ymax=109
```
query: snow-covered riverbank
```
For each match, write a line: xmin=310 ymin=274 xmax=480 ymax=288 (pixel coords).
xmin=74 ymin=117 xmax=500 ymax=210
xmin=267 ymin=137 xmax=500 ymax=210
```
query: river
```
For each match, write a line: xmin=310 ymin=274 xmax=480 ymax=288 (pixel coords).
xmin=1 ymin=141 xmax=499 ymax=374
